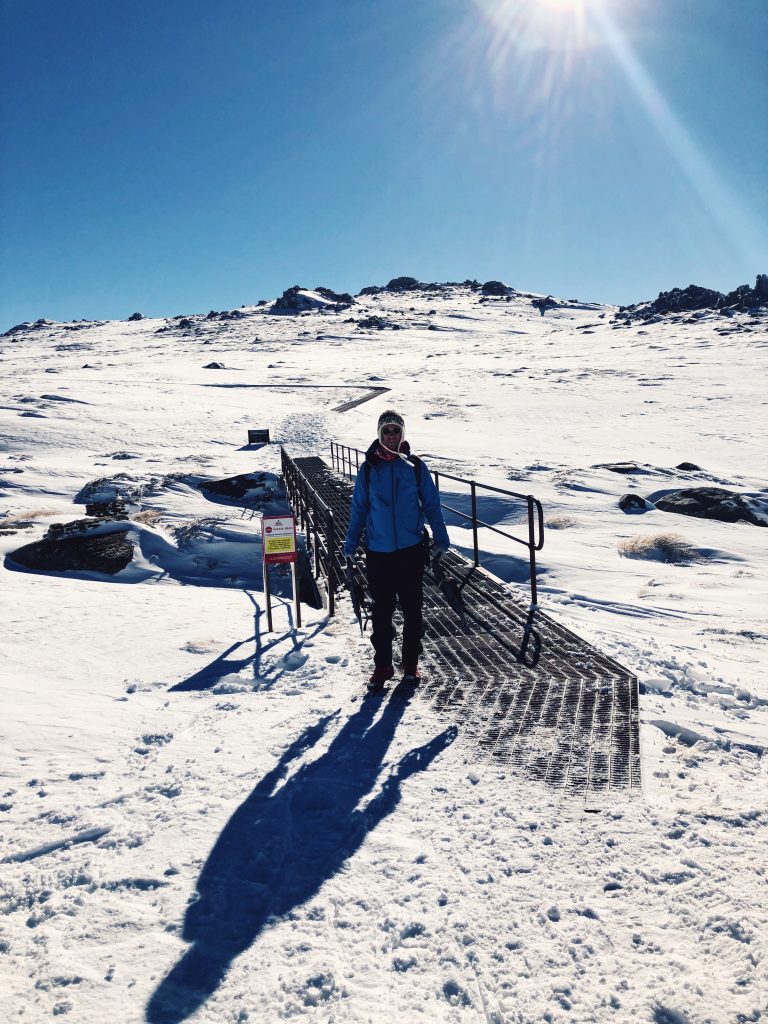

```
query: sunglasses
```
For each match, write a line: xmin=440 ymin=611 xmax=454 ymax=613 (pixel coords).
xmin=382 ymin=426 xmax=402 ymax=435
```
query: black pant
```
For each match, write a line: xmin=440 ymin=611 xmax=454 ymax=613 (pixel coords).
xmin=365 ymin=543 xmax=424 ymax=668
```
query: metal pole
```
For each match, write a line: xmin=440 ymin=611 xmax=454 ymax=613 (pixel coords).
xmin=264 ymin=558 xmax=273 ymax=632
xmin=470 ymin=481 xmax=479 ymax=566
xmin=327 ymin=511 xmax=336 ymax=617
xmin=312 ymin=501 xmax=320 ymax=577
xmin=527 ymin=496 xmax=538 ymax=605
xmin=291 ymin=560 xmax=301 ymax=628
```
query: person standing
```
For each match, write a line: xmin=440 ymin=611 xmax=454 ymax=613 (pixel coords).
xmin=343 ymin=410 xmax=450 ymax=688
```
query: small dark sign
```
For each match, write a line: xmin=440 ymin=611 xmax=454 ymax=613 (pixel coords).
xmin=248 ymin=429 xmax=270 ymax=445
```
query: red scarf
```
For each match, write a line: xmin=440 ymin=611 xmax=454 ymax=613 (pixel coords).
xmin=376 ymin=444 xmax=399 ymax=462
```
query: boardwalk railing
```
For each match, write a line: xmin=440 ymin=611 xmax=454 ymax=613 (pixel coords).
xmin=330 ymin=441 xmax=545 ymax=605
xmin=281 ymin=448 xmax=338 ymax=616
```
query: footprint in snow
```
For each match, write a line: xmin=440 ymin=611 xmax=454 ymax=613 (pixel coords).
xmin=279 ymin=651 xmax=309 ymax=671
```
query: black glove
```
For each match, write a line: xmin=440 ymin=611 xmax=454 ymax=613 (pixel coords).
xmin=431 ymin=548 xmax=447 ymax=575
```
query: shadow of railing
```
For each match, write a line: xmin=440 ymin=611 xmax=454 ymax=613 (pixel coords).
xmin=146 ymin=697 xmax=456 ymax=1023
xmin=170 ymin=592 xmax=326 ymax=691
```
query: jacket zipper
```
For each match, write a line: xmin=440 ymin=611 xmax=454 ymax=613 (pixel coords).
xmin=391 ymin=464 xmax=399 ymax=549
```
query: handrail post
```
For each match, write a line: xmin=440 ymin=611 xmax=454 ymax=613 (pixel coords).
xmin=527 ymin=495 xmax=538 ymax=605
xmin=470 ymin=480 xmax=479 ymax=566
xmin=327 ymin=511 xmax=336 ymax=617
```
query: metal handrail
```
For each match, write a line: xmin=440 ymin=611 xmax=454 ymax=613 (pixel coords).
xmin=329 ymin=441 xmax=545 ymax=605
xmin=281 ymin=448 xmax=338 ymax=615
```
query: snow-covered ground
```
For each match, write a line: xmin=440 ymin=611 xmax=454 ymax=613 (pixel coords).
xmin=1 ymin=285 xmax=766 ymax=1023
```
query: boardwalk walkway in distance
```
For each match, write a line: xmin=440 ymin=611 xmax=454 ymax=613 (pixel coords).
xmin=287 ymin=455 xmax=641 ymax=800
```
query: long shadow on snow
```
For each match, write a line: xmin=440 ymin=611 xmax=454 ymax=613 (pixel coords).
xmin=146 ymin=695 xmax=457 ymax=1024
xmin=170 ymin=594 xmax=325 ymax=691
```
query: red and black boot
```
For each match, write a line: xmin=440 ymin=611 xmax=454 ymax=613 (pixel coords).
xmin=401 ymin=663 xmax=421 ymax=685
xmin=368 ymin=664 xmax=395 ymax=690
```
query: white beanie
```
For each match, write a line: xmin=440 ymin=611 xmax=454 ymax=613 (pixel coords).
xmin=377 ymin=409 xmax=405 ymax=446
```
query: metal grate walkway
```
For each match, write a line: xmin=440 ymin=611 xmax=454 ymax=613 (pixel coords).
xmin=291 ymin=456 xmax=641 ymax=798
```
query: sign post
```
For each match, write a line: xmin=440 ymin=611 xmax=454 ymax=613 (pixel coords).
xmin=260 ymin=514 xmax=300 ymax=632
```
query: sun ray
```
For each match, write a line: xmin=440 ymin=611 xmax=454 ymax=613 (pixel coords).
xmin=588 ymin=0 xmax=766 ymax=269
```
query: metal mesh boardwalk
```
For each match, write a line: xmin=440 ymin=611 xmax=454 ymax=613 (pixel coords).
xmin=290 ymin=455 xmax=641 ymax=798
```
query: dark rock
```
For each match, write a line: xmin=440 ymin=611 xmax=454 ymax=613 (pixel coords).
xmin=358 ymin=285 xmax=383 ymax=296
xmin=675 ymin=462 xmax=702 ymax=472
xmin=481 ymin=280 xmax=511 ymax=296
xmin=203 ymin=361 xmax=226 ymax=369
xmin=386 ymin=276 xmax=422 ymax=292
xmin=3 ymin=322 xmax=33 ymax=336
xmin=2 ymin=319 xmax=56 ymax=337
xmin=532 ymin=296 xmax=559 ymax=315
xmin=127 ymin=312 xmax=144 ymax=321
xmin=8 ymin=528 xmax=134 ymax=575
xmin=271 ymin=286 xmax=346 ymax=313
xmin=257 ymin=299 xmax=268 ymax=306
xmin=617 ymin=274 xmax=768 ymax=323
xmin=619 ymin=493 xmax=654 ymax=513
xmin=199 ymin=473 xmax=287 ymax=511
xmin=597 ymin=462 xmax=640 ymax=475
xmin=314 ymin=286 xmax=354 ymax=305
xmin=654 ymin=487 xmax=766 ymax=527
xmin=75 ymin=474 xmax=143 ymax=517
xmin=296 ymin=547 xmax=324 ymax=609
xmin=357 ymin=315 xmax=395 ymax=330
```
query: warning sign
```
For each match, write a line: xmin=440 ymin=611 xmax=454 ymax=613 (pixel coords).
xmin=261 ymin=515 xmax=298 ymax=565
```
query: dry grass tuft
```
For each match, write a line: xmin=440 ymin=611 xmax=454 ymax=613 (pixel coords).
xmin=0 ymin=508 xmax=61 ymax=527
xmin=618 ymin=532 xmax=702 ymax=564
xmin=546 ymin=514 xmax=577 ymax=530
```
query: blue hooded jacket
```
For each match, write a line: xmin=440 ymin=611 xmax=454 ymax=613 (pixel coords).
xmin=343 ymin=440 xmax=450 ymax=557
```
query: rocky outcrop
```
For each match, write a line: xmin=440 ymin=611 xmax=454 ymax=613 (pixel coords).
xmin=314 ymin=286 xmax=354 ymax=305
xmin=74 ymin=474 xmax=144 ymax=517
xmin=481 ymin=280 xmax=512 ymax=296
xmin=385 ymin=276 xmax=423 ymax=292
xmin=199 ymin=472 xmax=287 ymax=511
xmin=356 ymin=315 xmax=400 ymax=331
xmin=531 ymin=296 xmax=559 ymax=315
xmin=127 ymin=312 xmax=144 ymax=321
xmin=2 ymin=318 xmax=57 ymax=337
xmin=8 ymin=526 xmax=134 ymax=575
xmin=616 ymin=274 xmax=768 ymax=323
xmin=654 ymin=487 xmax=766 ymax=527
xmin=272 ymin=286 xmax=351 ymax=313
xmin=619 ymin=493 xmax=654 ymax=513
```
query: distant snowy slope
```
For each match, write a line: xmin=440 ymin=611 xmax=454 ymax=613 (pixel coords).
xmin=1 ymin=282 xmax=766 ymax=1024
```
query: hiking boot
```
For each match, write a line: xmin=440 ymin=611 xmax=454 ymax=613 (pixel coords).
xmin=401 ymin=663 xmax=421 ymax=684
xmin=368 ymin=664 xmax=395 ymax=689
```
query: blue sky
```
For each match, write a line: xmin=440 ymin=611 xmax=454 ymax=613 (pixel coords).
xmin=1 ymin=0 xmax=766 ymax=328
